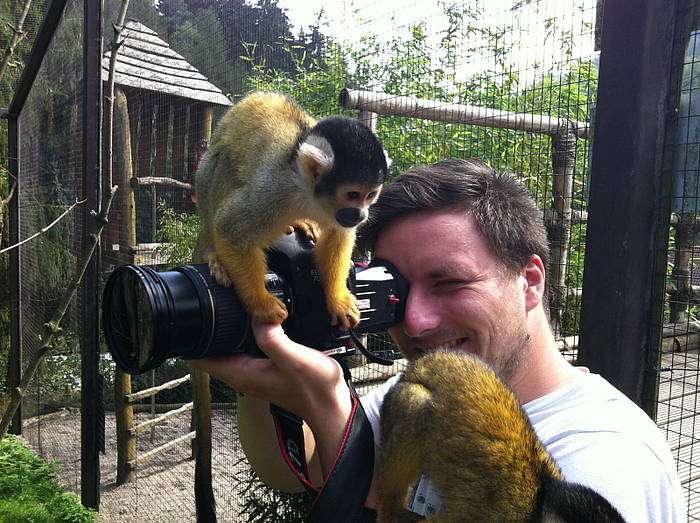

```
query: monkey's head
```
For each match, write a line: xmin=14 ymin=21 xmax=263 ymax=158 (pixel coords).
xmin=296 ymin=115 xmax=388 ymax=228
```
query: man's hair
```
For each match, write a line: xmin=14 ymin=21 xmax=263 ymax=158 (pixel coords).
xmin=358 ymin=158 xmax=550 ymax=280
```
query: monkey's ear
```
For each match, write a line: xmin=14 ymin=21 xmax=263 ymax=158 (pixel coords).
xmin=384 ymin=149 xmax=393 ymax=169
xmin=297 ymin=134 xmax=335 ymax=182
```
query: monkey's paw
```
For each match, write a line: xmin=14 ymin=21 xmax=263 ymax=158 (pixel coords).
xmin=251 ymin=294 xmax=289 ymax=325
xmin=287 ymin=219 xmax=320 ymax=242
xmin=208 ymin=258 xmax=232 ymax=287
xmin=327 ymin=291 xmax=360 ymax=331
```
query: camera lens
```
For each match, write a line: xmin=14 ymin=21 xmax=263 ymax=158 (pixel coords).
xmin=102 ymin=264 xmax=262 ymax=374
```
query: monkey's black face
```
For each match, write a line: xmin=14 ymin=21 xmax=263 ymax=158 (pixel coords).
xmin=336 ymin=207 xmax=368 ymax=227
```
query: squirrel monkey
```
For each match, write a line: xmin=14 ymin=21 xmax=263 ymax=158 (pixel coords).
xmin=195 ymin=92 xmax=387 ymax=328
xmin=377 ymin=351 xmax=625 ymax=522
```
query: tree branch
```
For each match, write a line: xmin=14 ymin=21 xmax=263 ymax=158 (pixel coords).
xmin=0 ymin=197 xmax=85 ymax=255
xmin=0 ymin=0 xmax=34 ymax=80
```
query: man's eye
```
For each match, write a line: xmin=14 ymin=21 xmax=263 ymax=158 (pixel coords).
xmin=436 ymin=280 xmax=463 ymax=289
xmin=347 ymin=191 xmax=361 ymax=200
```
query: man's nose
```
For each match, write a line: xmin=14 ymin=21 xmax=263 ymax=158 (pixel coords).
xmin=401 ymin=290 xmax=440 ymax=338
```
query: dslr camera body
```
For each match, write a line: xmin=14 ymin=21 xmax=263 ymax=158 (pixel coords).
xmin=102 ymin=230 xmax=408 ymax=374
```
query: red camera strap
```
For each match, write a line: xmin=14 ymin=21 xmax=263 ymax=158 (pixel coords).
xmin=270 ymin=381 xmax=376 ymax=522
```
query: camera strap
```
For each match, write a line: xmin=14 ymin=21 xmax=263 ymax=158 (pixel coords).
xmin=270 ymin=366 xmax=376 ymax=522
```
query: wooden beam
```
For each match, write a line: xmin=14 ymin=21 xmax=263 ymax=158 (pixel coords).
xmin=129 ymin=402 xmax=193 ymax=435
xmin=339 ymin=88 xmax=589 ymax=138
xmin=125 ymin=374 xmax=190 ymax=403
xmin=128 ymin=431 xmax=196 ymax=469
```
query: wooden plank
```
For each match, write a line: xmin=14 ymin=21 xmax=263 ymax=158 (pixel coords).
xmin=102 ymin=68 xmax=231 ymax=107
xmin=129 ymin=402 xmax=194 ymax=435
xmin=122 ymin=23 xmax=170 ymax=49
xmin=128 ymin=431 xmax=196 ymax=469
xmin=114 ymin=53 xmax=206 ymax=80
xmin=116 ymin=45 xmax=198 ymax=73
xmin=131 ymin=175 xmax=193 ymax=191
xmin=124 ymin=20 xmax=158 ymax=36
xmin=103 ymin=61 xmax=223 ymax=94
xmin=126 ymin=374 xmax=191 ymax=403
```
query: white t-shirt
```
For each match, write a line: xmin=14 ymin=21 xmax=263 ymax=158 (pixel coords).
xmin=360 ymin=369 xmax=687 ymax=522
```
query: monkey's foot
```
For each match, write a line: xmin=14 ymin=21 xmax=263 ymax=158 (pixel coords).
xmin=327 ymin=291 xmax=360 ymax=331
xmin=250 ymin=294 xmax=289 ymax=325
xmin=287 ymin=219 xmax=320 ymax=242
xmin=208 ymin=258 xmax=232 ymax=287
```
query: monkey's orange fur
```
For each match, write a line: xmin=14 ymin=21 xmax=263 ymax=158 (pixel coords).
xmin=377 ymin=351 xmax=561 ymax=522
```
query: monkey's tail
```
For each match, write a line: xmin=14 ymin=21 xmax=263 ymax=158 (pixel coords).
xmin=536 ymin=475 xmax=626 ymax=523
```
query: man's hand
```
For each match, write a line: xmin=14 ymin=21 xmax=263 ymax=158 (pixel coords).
xmin=191 ymin=320 xmax=353 ymax=479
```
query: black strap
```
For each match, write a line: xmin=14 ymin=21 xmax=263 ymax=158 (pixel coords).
xmin=270 ymin=377 xmax=375 ymax=522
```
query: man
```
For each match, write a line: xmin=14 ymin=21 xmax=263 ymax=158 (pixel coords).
xmin=194 ymin=158 xmax=685 ymax=521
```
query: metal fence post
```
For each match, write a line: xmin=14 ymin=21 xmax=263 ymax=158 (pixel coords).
xmin=578 ymin=0 xmax=679 ymax=413
xmin=81 ymin=0 xmax=103 ymax=510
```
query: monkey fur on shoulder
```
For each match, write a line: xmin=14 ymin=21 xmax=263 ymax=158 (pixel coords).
xmin=195 ymin=91 xmax=387 ymax=329
xmin=377 ymin=351 xmax=625 ymax=522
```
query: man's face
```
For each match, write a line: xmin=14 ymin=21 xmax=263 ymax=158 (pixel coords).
xmin=374 ymin=209 xmax=533 ymax=382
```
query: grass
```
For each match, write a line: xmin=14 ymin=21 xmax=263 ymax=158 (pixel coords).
xmin=0 ymin=435 xmax=96 ymax=522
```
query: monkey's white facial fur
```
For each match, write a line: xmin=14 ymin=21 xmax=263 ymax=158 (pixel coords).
xmin=297 ymin=134 xmax=334 ymax=182
xmin=333 ymin=184 xmax=382 ymax=228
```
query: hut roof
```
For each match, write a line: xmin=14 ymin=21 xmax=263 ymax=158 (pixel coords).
xmin=101 ymin=20 xmax=232 ymax=107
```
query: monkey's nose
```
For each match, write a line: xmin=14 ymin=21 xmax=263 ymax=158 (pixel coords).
xmin=335 ymin=207 xmax=366 ymax=227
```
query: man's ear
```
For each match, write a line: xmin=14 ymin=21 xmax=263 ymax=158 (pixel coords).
xmin=523 ymin=255 xmax=546 ymax=312
xmin=297 ymin=134 xmax=334 ymax=183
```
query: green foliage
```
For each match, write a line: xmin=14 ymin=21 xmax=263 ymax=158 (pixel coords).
xmin=155 ymin=202 xmax=200 ymax=266
xmin=0 ymin=436 xmax=96 ymax=522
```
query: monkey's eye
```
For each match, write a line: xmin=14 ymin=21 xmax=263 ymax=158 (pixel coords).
xmin=347 ymin=191 xmax=361 ymax=200
xmin=367 ymin=191 xmax=378 ymax=200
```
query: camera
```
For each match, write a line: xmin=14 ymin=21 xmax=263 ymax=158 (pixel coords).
xmin=101 ymin=230 xmax=408 ymax=374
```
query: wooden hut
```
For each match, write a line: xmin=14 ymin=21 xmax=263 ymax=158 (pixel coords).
xmin=101 ymin=20 xmax=232 ymax=267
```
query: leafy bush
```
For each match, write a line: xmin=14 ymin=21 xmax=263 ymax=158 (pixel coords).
xmin=155 ymin=202 xmax=201 ymax=266
xmin=0 ymin=435 xmax=96 ymax=522
xmin=234 ymin=462 xmax=309 ymax=522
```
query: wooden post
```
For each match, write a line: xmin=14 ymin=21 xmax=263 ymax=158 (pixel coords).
xmin=192 ymin=366 xmax=216 ymax=520
xmin=548 ymin=126 xmax=577 ymax=336
xmin=136 ymin=94 xmax=155 ymax=241
xmin=126 ymin=90 xmax=140 ymax=170
xmin=113 ymin=87 xmax=136 ymax=263
xmin=172 ymin=100 xmax=188 ymax=213
xmin=115 ymin=370 xmax=136 ymax=484
xmin=185 ymin=104 xmax=213 ymax=213
xmin=669 ymin=214 xmax=695 ymax=323
xmin=155 ymin=101 xmax=170 ymax=180
xmin=359 ymin=109 xmax=378 ymax=133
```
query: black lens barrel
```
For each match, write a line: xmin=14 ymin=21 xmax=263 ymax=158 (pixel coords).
xmin=103 ymin=264 xmax=257 ymax=374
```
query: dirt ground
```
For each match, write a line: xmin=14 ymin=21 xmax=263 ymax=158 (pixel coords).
xmin=21 ymin=407 xmax=252 ymax=522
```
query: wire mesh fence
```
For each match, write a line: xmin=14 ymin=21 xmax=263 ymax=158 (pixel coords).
xmin=15 ymin=0 xmax=84 ymax=497
xmin=4 ymin=0 xmax=700 ymax=521
xmin=654 ymin=2 xmax=700 ymax=520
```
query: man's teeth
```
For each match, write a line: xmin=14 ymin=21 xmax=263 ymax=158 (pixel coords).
xmin=417 ymin=339 xmax=465 ymax=352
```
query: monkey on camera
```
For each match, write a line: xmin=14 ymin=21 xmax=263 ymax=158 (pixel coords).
xmin=377 ymin=351 xmax=625 ymax=523
xmin=195 ymin=92 xmax=387 ymax=329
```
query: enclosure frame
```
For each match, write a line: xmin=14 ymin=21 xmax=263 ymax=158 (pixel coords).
xmin=578 ymin=0 xmax=679 ymax=415
xmin=4 ymin=0 xmax=103 ymax=509
xmin=6 ymin=0 xmax=71 ymax=434
xmin=81 ymin=0 xmax=103 ymax=509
